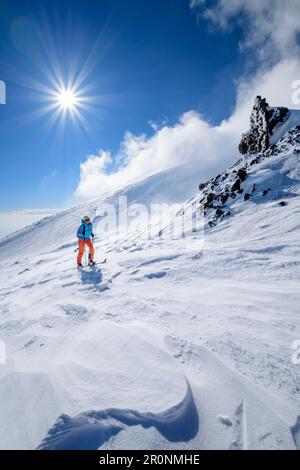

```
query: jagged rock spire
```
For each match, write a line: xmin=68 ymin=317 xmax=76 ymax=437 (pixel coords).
xmin=239 ymin=96 xmax=289 ymax=155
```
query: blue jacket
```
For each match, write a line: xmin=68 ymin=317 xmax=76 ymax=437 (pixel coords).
xmin=77 ymin=220 xmax=94 ymax=240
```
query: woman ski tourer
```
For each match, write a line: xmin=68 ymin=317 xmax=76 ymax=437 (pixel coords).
xmin=76 ymin=215 xmax=95 ymax=267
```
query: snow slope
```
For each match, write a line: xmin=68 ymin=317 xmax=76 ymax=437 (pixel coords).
xmin=0 ymin=164 xmax=205 ymax=261
xmin=0 ymin=105 xmax=299 ymax=450
xmin=0 ymin=209 xmax=58 ymax=239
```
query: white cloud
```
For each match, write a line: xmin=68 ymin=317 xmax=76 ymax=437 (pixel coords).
xmin=76 ymin=151 xmax=113 ymax=198
xmin=75 ymin=111 xmax=237 ymax=199
xmin=75 ymin=2 xmax=300 ymax=201
xmin=190 ymin=0 xmax=205 ymax=8
xmin=233 ymin=58 xmax=300 ymax=117
xmin=191 ymin=0 xmax=300 ymax=62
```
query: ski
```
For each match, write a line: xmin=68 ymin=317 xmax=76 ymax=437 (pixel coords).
xmin=77 ymin=259 xmax=107 ymax=269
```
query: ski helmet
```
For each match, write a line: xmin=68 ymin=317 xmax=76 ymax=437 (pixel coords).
xmin=83 ymin=215 xmax=90 ymax=222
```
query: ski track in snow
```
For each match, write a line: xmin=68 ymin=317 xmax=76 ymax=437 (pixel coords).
xmin=0 ymin=117 xmax=300 ymax=449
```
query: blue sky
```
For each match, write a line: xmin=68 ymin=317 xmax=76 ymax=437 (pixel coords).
xmin=0 ymin=0 xmax=286 ymax=210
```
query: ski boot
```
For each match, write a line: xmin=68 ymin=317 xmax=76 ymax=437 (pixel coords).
xmin=88 ymin=254 xmax=95 ymax=267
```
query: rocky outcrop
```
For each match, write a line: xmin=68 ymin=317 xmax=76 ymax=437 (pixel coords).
xmin=197 ymin=102 xmax=300 ymax=229
xmin=238 ymin=96 xmax=289 ymax=155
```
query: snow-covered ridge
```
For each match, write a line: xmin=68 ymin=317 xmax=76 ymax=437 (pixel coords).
xmin=0 ymin=165 xmax=204 ymax=261
xmin=174 ymin=102 xmax=300 ymax=231
xmin=0 ymin=209 xmax=59 ymax=239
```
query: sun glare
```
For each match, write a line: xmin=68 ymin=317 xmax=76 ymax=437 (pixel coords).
xmin=15 ymin=16 xmax=107 ymax=135
xmin=56 ymin=88 xmax=78 ymax=110
xmin=43 ymin=80 xmax=93 ymax=134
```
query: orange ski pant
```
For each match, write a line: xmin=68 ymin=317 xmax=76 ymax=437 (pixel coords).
xmin=77 ymin=238 xmax=94 ymax=265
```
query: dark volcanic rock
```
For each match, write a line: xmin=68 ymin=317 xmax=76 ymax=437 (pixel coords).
xmin=215 ymin=208 xmax=224 ymax=219
xmin=220 ymin=194 xmax=229 ymax=205
xmin=238 ymin=96 xmax=289 ymax=155
xmin=237 ymin=168 xmax=247 ymax=182
xmin=206 ymin=193 xmax=214 ymax=204
xmin=231 ymin=179 xmax=241 ymax=192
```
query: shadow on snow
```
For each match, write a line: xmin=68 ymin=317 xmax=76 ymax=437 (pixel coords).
xmin=37 ymin=383 xmax=199 ymax=450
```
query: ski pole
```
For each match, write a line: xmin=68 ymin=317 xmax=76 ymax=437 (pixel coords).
xmin=84 ymin=244 xmax=87 ymax=268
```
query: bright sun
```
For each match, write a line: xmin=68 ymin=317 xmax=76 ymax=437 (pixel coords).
xmin=42 ymin=79 xmax=92 ymax=133
xmin=56 ymin=88 xmax=78 ymax=110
